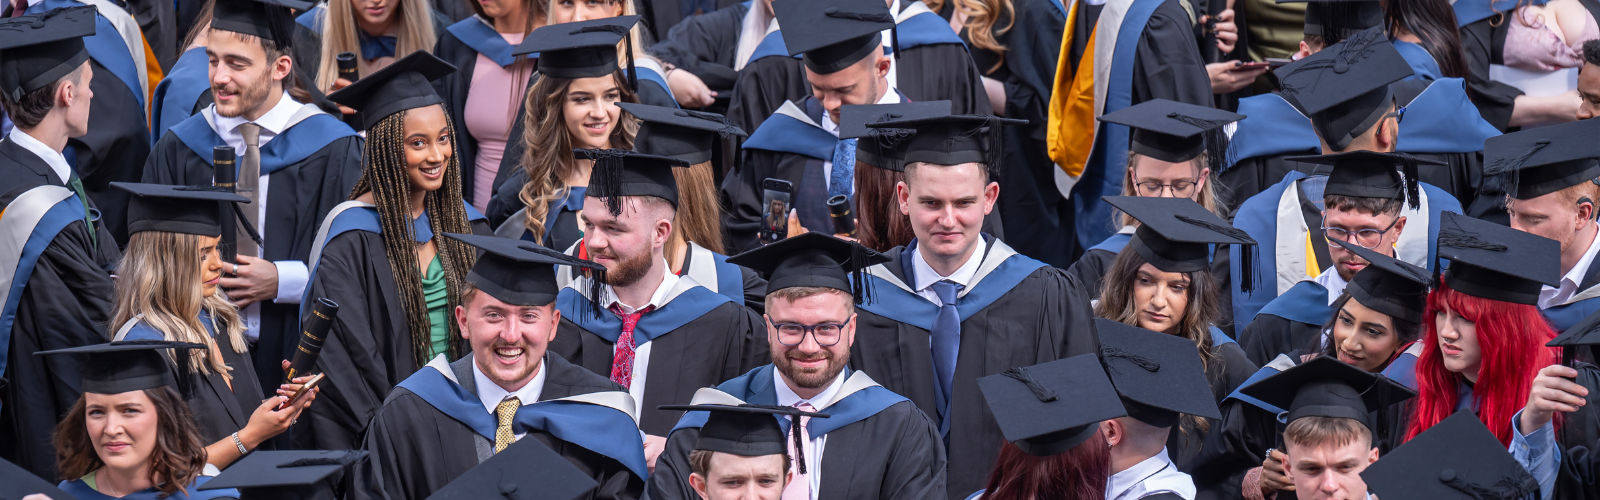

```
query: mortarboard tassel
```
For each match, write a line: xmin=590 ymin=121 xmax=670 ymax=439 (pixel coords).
xmin=176 ymin=185 xmax=264 ymax=245
xmin=790 ymin=412 xmax=806 ymax=474
xmin=571 ymin=23 xmax=636 ymax=91
xmin=681 ymin=109 xmax=741 ymax=138
xmin=1439 ymin=472 xmax=1540 ymax=500
xmin=280 ymin=450 xmax=367 ymax=468
xmin=1483 ymin=140 xmax=1550 ymax=211
xmin=849 ymin=243 xmax=876 ymax=305
xmin=1175 ymin=214 xmax=1258 ymax=293
xmin=1000 ymin=366 xmax=1058 ymax=402
xmin=1396 ymin=154 xmax=1421 ymax=211
xmin=1099 ymin=346 xmax=1161 ymax=375
xmin=576 ymin=148 xmax=631 ymax=216
xmin=1165 ymin=112 xmax=1232 ymax=180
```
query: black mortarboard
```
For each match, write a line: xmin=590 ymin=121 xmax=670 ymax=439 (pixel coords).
xmin=326 ymin=51 xmax=455 ymax=131
xmin=864 ymin=113 xmax=1026 ymax=169
xmin=1 ymin=457 xmax=71 ymax=500
xmin=425 ymin=438 xmax=598 ymax=500
xmin=1278 ymin=0 xmax=1384 ymax=40
xmin=1437 ymin=212 xmax=1560 ymax=305
xmin=1285 ymin=150 xmax=1443 ymax=210
xmin=1330 ymin=239 xmax=1432 ymax=324
xmin=514 ymin=16 xmax=639 ymax=88
xmin=725 ymin=232 xmax=890 ymax=304
xmin=1095 ymin=319 xmax=1222 ymax=428
xmin=1551 ymin=308 xmax=1600 ymax=350
xmin=618 ymin=103 xmax=747 ymax=166
xmin=442 ymin=232 xmax=604 ymax=307
xmin=576 ymin=148 xmax=691 ymax=216
xmin=841 ymin=101 xmax=953 ymax=172
xmin=113 ymin=182 xmax=250 ymax=237
xmin=1483 ymin=118 xmax=1600 ymax=200
xmin=1103 ymin=196 xmax=1256 ymax=273
xmin=198 ymin=450 xmax=365 ymax=500
xmin=658 ymin=404 xmax=830 ymax=474
xmin=0 ymin=6 xmax=95 ymax=103
xmin=1239 ymin=355 xmax=1415 ymax=429
xmin=1096 ymin=98 xmax=1244 ymax=165
xmin=1362 ymin=411 xmax=1540 ymax=500
xmin=35 ymin=340 xmax=208 ymax=394
xmin=211 ymin=0 xmax=309 ymax=48
xmin=1275 ymin=28 xmax=1413 ymax=150
xmin=977 ymin=355 xmax=1127 ymax=457
xmin=772 ymin=0 xmax=896 ymax=74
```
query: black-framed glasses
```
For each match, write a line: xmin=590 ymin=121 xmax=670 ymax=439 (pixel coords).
xmin=1134 ymin=177 xmax=1201 ymax=198
xmin=1322 ymin=215 xmax=1400 ymax=249
xmin=766 ymin=316 xmax=854 ymax=347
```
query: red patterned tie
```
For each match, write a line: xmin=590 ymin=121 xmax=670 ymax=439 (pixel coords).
xmin=608 ymin=304 xmax=654 ymax=387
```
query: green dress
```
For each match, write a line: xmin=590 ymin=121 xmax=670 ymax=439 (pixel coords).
xmin=422 ymin=255 xmax=450 ymax=358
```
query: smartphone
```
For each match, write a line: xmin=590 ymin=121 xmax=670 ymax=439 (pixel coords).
xmin=278 ymin=372 xmax=324 ymax=411
xmin=759 ymin=178 xmax=794 ymax=245
xmin=1266 ymin=58 xmax=1293 ymax=69
xmin=1235 ymin=61 xmax=1271 ymax=70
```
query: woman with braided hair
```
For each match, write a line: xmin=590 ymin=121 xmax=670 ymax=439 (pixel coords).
xmin=297 ymin=52 xmax=492 ymax=451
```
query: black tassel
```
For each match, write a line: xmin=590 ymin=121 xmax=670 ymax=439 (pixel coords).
xmin=823 ymin=10 xmax=895 ymax=23
xmin=1000 ymin=367 xmax=1058 ymax=402
xmin=790 ymin=413 xmax=807 ymax=474
xmin=278 ymin=450 xmax=365 ymax=468
xmin=1101 ymin=346 xmax=1161 ymax=374
xmin=1483 ymin=140 xmax=1550 ymax=206
xmin=577 ymin=148 xmax=631 ymax=216
xmin=850 ymin=243 xmax=874 ymax=305
xmin=1240 ymin=244 xmax=1256 ymax=294
xmin=586 ymin=267 xmax=607 ymax=320
xmin=1165 ymin=112 xmax=1232 ymax=178
xmin=624 ymin=31 xmax=637 ymax=92
xmin=680 ymin=110 xmax=741 ymax=137
xmin=1400 ymin=156 xmax=1420 ymax=211
xmin=1279 ymin=28 xmax=1384 ymax=99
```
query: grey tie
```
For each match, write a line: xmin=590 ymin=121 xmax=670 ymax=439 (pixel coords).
xmin=236 ymin=123 xmax=262 ymax=257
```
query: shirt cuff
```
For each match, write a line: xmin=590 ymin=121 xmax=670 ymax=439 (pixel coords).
xmin=273 ymin=260 xmax=309 ymax=304
xmin=1509 ymin=409 xmax=1560 ymax=500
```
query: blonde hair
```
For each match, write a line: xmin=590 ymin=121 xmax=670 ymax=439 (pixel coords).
xmin=1118 ymin=152 xmax=1226 ymax=227
xmin=953 ymin=0 xmax=1014 ymax=74
xmin=667 ymin=161 xmax=725 ymax=255
xmin=517 ymin=71 xmax=639 ymax=242
xmin=112 ymin=232 xmax=248 ymax=385
xmin=314 ymin=0 xmax=439 ymax=91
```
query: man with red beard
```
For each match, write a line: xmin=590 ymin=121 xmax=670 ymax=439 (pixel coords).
xmin=551 ymin=149 xmax=767 ymax=470
xmin=649 ymin=233 xmax=947 ymax=500
xmin=141 ymin=0 xmax=362 ymax=393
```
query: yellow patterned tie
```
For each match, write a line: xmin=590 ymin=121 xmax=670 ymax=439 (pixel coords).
xmin=493 ymin=397 xmax=520 ymax=453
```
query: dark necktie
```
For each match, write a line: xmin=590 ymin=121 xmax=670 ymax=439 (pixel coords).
xmin=237 ymin=123 xmax=262 ymax=257
xmin=66 ymin=170 xmax=95 ymax=252
xmin=830 ymin=138 xmax=857 ymax=199
xmin=929 ymin=279 xmax=961 ymax=436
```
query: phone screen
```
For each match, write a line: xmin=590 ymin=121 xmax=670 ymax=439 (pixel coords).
xmin=761 ymin=188 xmax=792 ymax=244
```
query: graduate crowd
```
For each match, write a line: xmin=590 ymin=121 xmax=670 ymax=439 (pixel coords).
xmin=5 ymin=0 xmax=1600 ymax=498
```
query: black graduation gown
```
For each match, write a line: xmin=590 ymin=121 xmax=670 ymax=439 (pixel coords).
xmin=141 ymin=108 xmax=364 ymax=394
xmin=648 ymin=2 xmax=749 ymax=96
xmin=115 ymin=314 xmax=265 ymax=446
xmin=549 ymin=281 xmax=767 ymax=436
xmin=74 ymin=57 xmax=152 ymax=248
xmin=1170 ymin=340 xmax=1258 ymax=473
xmin=1459 ymin=15 xmax=1522 ymax=132
xmin=846 ymin=236 xmax=1101 ymax=499
xmin=297 ymin=203 xmax=491 ymax=451
xmin=1240 ymin=314 xmax=1322 ymax=368
xmin=433 ymin=17 xmax=529 ymax=206
xmin=484 ymin=172 xmax=587 ymax=252
xmin=725 ymin=47 xmax=810 ymax=135
xmin=0 ymin=141 xmax=119 ymax=480
xmin=361 ymin=353 xmax=642 ymax=500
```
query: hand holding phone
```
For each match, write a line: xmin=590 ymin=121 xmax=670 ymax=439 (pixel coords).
xmin=277 ymin=372 xmax=324 ymax=411
xmin=759 ymin=178 xmax=794 ymax=244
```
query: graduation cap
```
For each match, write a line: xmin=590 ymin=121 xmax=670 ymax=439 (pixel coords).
xmin=425 ymin=438 xmax=598 ymax=500
xmin=1275 ymin=0 xmax=1384 ymax=40
xmin=1550 ymin=308 xmax=1600 ymax=369
xmin=0 ymin=457 xmax=71 ymax=500
xmin=326 ymin=51 xmax=456 ymax=131
xmin=772 ymin=0 xmax=896 ymax=74
xmin=1330 ymin=239 xmax=1432 ymax=325
xmin=1483 ymin=118 xmax=1600 ymax=200
xmin=35 ymin=340 xmax=208 ymax=395
xmin=1096 ymin=99 xmax=1244 ymax=166
xmin=725 ymin=232 xmax=891 ymax=305
xmin=864 ymin=113 xmax=1027 ymax=171
xmin=1275 ymin=27 xmax=1413 ymax=151
xmin=617 ymin=103 xmax=747 ymax=166
xmin=514 ymin=16 xmax=640 ymax=90
xmin=1102 ymin=196 xmax=1256 ymax=273
xmin=1095 ymin=318 xmax=1222 ymax=429
xmin=658 ymin=404 xmax=830 ymax=474
xmin=198 ymin=450 xmax=366 ymax=499
xmin=1285 ymin=150 xmax=1443 ymax=210
xmin=1436 ymin=211 xmax=1561 ymax=305
xmin=212 ymin=0 xmax=310 ymax=48
xmin=0 ymin=6 xmax=95 ymax=103
xmin=575 ymin=148 xmax=691 ymax=216
xmin=976 ymin=354 xmax=1127 ymax=456
xmin=113 ymin=182 xmax=250 ymax=237
xmin=1239 ymin=355 xmax=1415 ymax=430
xmin=442 ymin=232 xmax=605 ymax=308
xmin=1361 ymin=411 xmax=1540 ymax=500
xmin=840 ymin=101 xmax=954 ymax=172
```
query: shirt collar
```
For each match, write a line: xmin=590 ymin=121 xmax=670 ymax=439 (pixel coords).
xmin=1312 ymin=267 xmax=1349 ymax=306
xmin=1106 ymin=448 xmax=1176 ymax=500
xmin=774 ymin=367 xmax=849 ymax=410
xmin=912 ymin=237 xmax=987 ymax=292
xmin=603 ymin=259 xmax=679 ymax=314
xmin=1556 ymin=228 xmax=1600 ymax=292
xmin=472 ymin=355 xmax=547 ymax=415
xmin=6 ymin=127 xmax=71 ymax=184
xmin=212 ymin=91 xmax=301 ymax=137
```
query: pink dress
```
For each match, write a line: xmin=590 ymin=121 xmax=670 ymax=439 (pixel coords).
xmin=1505 ymin=7 xmax=1600 ymax=71
xmin=463 ymin=32 xmax=533 ymax=212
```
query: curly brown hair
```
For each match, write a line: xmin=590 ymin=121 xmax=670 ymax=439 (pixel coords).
xmin=54 ymin=387 xmax=209 ymax=496
xmin=517 ymin=71 xmax=638 ymax=243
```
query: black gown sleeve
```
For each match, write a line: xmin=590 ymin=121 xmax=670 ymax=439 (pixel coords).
xmin=1459 ymin=18 xmax=1521 ymax=132
xmin=488 ymin=168 xmax=530 ymax=230
xmin=720 ymin=149 xmax=780 ymax=254
xmin=877 ymin=403 xmax=949 ymax=500
xmin=648 ymin=5 xmax=743 ymax=91
xmin=1051 ymin=269 xmax=1103 ymax=359
xmin=302 ymin=231 xmax=406 ymax=451
xmin=724 ymin=57 xmax=808 ymax=134
xmin=360 ymin=391 xmax=481 ymax=500
xmin=1190 ymin=396 xmax=1278 ymax=500
xmin=895 ymin=43 xmax=993 ymax=115
xmin=1131 ymin=1 xmax=1212 ymax=107
xmin=1238 ymin=315 xmax=1314 ymax=367
xmin=645 ymin=427 xmax=701 ymax=500
xmin=1062 ymin=248 xmax=1116 ymax=300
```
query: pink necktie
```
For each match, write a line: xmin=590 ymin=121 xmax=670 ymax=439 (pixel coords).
xmin=608 ymin=304 xmax=653 ymax=387
xmin=782 ymin=402 xmax=816 ymax=500
xmin=10 ymin=0 xmax=26 ymax=17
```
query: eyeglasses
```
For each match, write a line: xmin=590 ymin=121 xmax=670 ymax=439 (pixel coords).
xmin=1384 ymin=106 xmax=1407 ymax=124
xmin=1134 ymin=178 xmax=1201 ymax=198
xmin=766 ymin=316 xmax=854 ymax=347
xmin=1322 ymin=216 xmax=1400 ymax=249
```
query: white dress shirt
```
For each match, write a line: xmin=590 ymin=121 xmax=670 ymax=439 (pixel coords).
xmin=821 ymin=87 xmax=902 ymax=193
xmin=1540 ymin=229 xmax=1600 ymax=310
xmin=472 ymin=356 xmax=546 ymax=440
xmin=205 ymin=92 xmax=312 ymax=341
xmin=1105 ymin=448 xmax=1196 ymax=500
xmin=601 ymin=261 xmax=680 ymax=412
xmin=911 ymin=237 xmax=988 ymax=306
xmin=1312 ymin=267 xmax=1350 ymax=307
xmin=6 ymin=127 xmax=72 ymax=184
xmin=773 ymin=368 xmax=848 ymax=500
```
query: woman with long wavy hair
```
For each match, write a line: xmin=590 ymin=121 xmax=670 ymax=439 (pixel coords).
xmin=106 ymin=184 xmax=317 ymax=470
xmin=297 ymin=53 xmax=490 ymax=452
xmin=1381 ymin=0 xmax=1469 ymax=80
xmin=45 ymin=342 xmax=241 ymax=499
xmin=1093 ymin=197 xmax=1259 ymax=470
xmin=968 ymin=355 xmax=1118 ymax=500
xmin=297 ymin=0 xmax=447 ymax=91
xmin=545 ymin=0 xmax=680 ymax=107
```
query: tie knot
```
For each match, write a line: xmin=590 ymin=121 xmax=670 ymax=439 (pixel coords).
xmin=930 ymin=280 xmax=960 ymax=305
xmin=237 ymin=122 xmax=262 ymax=146
xmin=496 ymin=397 xmax=521 ymax=416
xmin=794 ymin=402 xmax=816 ymax=413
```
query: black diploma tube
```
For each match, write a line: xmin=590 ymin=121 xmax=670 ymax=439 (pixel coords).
xmin=336 ymin=52 xmax=359 ymax=82
xmin=284 ymin=298 xmax=339 ymax=384
xmin=213 ymin=147 xmax=237 ymax=263
xmin=827 ymin=194 xmax=856 ymax=237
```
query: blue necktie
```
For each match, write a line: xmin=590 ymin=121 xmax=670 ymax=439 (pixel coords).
xmin=830 ymin=138 xmax=857 ymax=199
xmin=929 ymin=280 xmax=961 ymax=437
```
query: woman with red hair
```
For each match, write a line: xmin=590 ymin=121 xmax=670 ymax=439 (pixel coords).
xmin=965 ymin=355 xmax=1120 ymax=500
